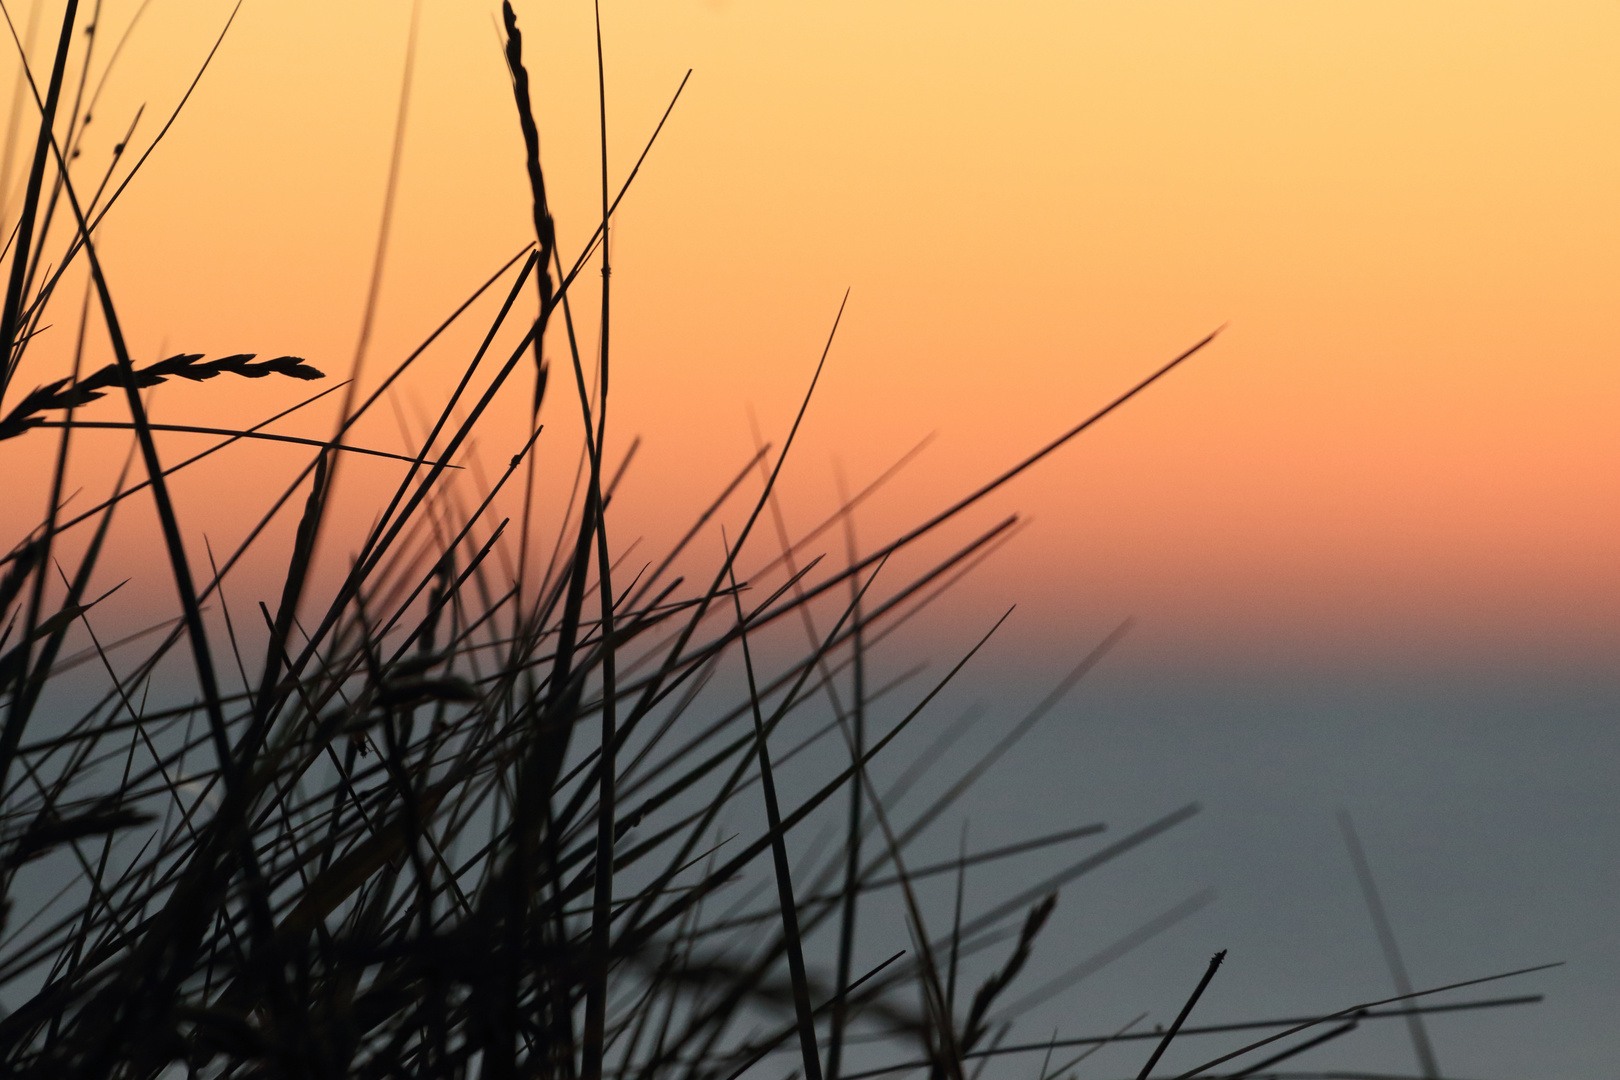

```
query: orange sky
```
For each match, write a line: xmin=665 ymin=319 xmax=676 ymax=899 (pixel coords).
xmin=5 ymin=0 xmax=1617 ymax=672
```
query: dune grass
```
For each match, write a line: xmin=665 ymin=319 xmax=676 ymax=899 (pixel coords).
xmin=0 ymin=3 xmax=1550 ymax=1078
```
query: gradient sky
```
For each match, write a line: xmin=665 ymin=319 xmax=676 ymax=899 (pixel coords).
xmin=5 ymin=0 xmax=1612 ymax=674
xmin=1 ymin=4 xmax=1616 ymax=1075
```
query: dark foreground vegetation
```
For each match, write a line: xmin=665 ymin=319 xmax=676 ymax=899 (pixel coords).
xmin=0 ymin=2 xmax=1549 ymax=1077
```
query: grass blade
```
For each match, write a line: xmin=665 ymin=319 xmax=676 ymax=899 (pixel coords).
xmin=1338 ymin=810 xmax=1440 ymax=1080
xmin=1135 ymin=949 xmax=1225 ymax=1080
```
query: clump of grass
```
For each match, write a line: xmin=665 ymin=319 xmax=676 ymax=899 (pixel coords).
xmin=0 ymin=4 xmax=1552 ymax=1080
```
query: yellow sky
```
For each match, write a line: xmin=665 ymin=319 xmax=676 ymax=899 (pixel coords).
xmin=5 ymin=0 xmax=1617 ymax=670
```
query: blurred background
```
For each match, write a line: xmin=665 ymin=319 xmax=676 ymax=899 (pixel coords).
xmin=2 ymin=1 xmax=1615 ymax=1076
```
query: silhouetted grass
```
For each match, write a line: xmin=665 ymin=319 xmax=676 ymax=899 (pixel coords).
xmin=0 ymin=4 xmax=1552 ymax=1079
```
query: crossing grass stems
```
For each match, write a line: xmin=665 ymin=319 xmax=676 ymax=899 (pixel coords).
xmin=0 ymin=4 xmax=1550 ymax=1079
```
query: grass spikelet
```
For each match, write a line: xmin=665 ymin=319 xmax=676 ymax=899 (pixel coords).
xmin=0 ymin=352 xmax=325 ymax=440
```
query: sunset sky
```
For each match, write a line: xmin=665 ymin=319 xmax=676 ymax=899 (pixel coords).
xmin=5 ymin=0 xmax=1612 ymax=676
xmin=1 ymin=5 xmax=1616 ymax=1074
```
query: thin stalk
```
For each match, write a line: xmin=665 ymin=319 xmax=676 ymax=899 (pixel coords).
xmin=827 ymin=500 xmax=866 ymax=1080
xmin=724 ymin=541 xmax=822 ymax=1080
xmin=582 ymin=7 xmax=619 ymax=1078
xmin=0 ymin=0 xmax=76 ymax=395
xmin=1338 ymin=810 xmax=1439 ymax=1080
xmin=1135 ymin=950 xmax=1225 ymax=1080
